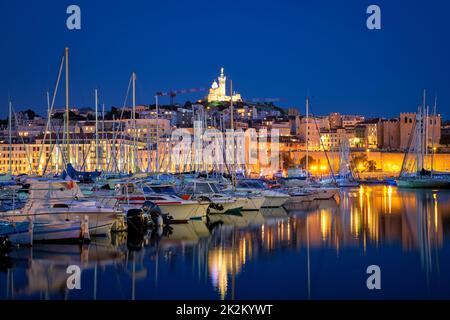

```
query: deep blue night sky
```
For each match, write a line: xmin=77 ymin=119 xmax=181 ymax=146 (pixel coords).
xmin=1 ymin=0 xmax=449 ymax=119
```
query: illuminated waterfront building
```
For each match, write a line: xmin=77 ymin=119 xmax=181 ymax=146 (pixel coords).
xmin=399 ymin=112 xmax=441 ymax=151
xmin=329 ymin=112 xmax=343 ymax=129
xmin=320 ymin=128 xmax=347 ymax=151
xmin=342 ymin=115 xmax=365 ymax=128
xmin=0 ymin=133 xmax=146 ymax=174
xmin=380 ymin=118 xmax=401 ymax=150
xmin=355 ymin=119 xmax=382 ymax=150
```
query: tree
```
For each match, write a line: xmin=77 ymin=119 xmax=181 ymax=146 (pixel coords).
xmin=281 ymin=153 xmax=295 ymax=168
xmin=52 ymin=111 xmax=86 ymax=121
xmin=299 ymin=155 xmax=316 ymax=170
xmin=22 ymin=109 xmax=39 ymax=120
xmin=352 ymin=153 xmax=378 ymax=172
xmin=104 ymin=107 xmax=138 ymax=120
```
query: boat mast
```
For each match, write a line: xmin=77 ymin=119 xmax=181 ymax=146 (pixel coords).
xmin=95 ymin=88 xmax=99 ymax=171
xmin=8 ymin=100 xmax=12 ymax=175
xmin=102 ymin=103 xmax=105 ymax=172
xmin=230 ymin=79 xmax=236 ymax=188
xmin=156 ymin=94 xmax=160 ymax=175
xmin=425 ymin=105 xmax=429 ymax=170
xmin=65 ymin=47 xmax=70 ymax=165
xmin=420 ymin=90 xmax=426 ymax=173
xmin=306 ymin=96 xmax=309 ymax=179
xmin=47 ymin=91 xmax=52 ymax=174
xmin=431 ymin=96 xmax=437 ymax=176
xmin=132 ymin=72 xmax=137 ymax=173
xmin=147 ymin=122 xmax=151 ymax=172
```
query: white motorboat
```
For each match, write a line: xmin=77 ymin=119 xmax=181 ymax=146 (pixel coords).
xmin=180 ymin=180 xmax=244 ymax=215
xmin=20 ymin=178 xmax=120 ymax=236
xmin=115 ymin=181 xmax=209 ymax=222
xmin=233 ymin=179 xmax=289 ymax=208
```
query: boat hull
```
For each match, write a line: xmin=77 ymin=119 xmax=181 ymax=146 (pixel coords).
xmin=262 ymin=194 xmax=289 ymax=208
xmin=307 ymin=188 xmax=339 ymax=200
xmin=33 ymin=209 xmax=117 ymax=236
xmin=119 ymin=197 xmax=209 ymax=222
xmin=33 ymin=220 xmax=87 ymax=242
xmin=241 ymin=196 xmax=265 ymax=211
xmin=208 ymin=200 xmax=243 ymax=215
xmin=158 ymin=202 xmax=209 ymax=221
xmin=396 ymin=178 xmax=450 ymax=189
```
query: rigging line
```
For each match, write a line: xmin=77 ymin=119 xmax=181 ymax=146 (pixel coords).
xmin=109 ymin=74 xmax=133 ymax=170
xmin=79 ymin=138 xmax=93 ymax=171
xmin=102 ymin=108 xmax=119 ymax=173
xmin=10 ymin=104 xmax=34 ymax=173
xmin=309 ymin=108 xmax=337 ymax=184
xmin=41 ymin=120 xmax=65 ymax=173
xmin=399 ymin=120 xmax=418 ymax=177
xmin=36 ymin=53 xmax=65 ymax=174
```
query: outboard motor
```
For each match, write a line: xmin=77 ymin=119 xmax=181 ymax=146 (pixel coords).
xmin=142 ymin=201 xmax=172 ymax=226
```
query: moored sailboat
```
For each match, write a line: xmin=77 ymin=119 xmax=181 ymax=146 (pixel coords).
xmin=396 ymin=92 xmax=450 ymax=189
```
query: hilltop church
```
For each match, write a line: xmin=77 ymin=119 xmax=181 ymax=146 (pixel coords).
xmin=206 ymin=68 xmax=242 ymax=103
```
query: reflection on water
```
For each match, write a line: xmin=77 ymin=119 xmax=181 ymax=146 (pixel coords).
xmin=1 ymin=186 xmax=450 ymax=300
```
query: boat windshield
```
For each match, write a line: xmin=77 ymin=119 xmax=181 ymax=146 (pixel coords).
xmin=195 ymin=183 xmax=214 ymax=193
xmin=238 ymin=180 xmax=265 ymax=189
xmin=209 ymin=183 xmax=220 ymax=193
xmin=150 ymin=185 xmax=177 ymax=195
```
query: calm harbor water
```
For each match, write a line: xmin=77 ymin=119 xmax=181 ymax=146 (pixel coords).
xmin=1 ymin=186 xmax=450 ymax=300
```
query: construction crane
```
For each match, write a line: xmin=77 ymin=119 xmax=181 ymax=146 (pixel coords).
xmin=247 ymin=97 xmax=283 ymax=104
xmin=156 ymin=87 xmax=207 ymax=106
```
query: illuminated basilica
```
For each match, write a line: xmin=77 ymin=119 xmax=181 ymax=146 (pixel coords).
xmin=207 ymin=67 xmax=242 ymax=103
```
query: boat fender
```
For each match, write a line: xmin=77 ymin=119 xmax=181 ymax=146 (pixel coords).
xmin=81 ymin=216 xmax=91 ymax=242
